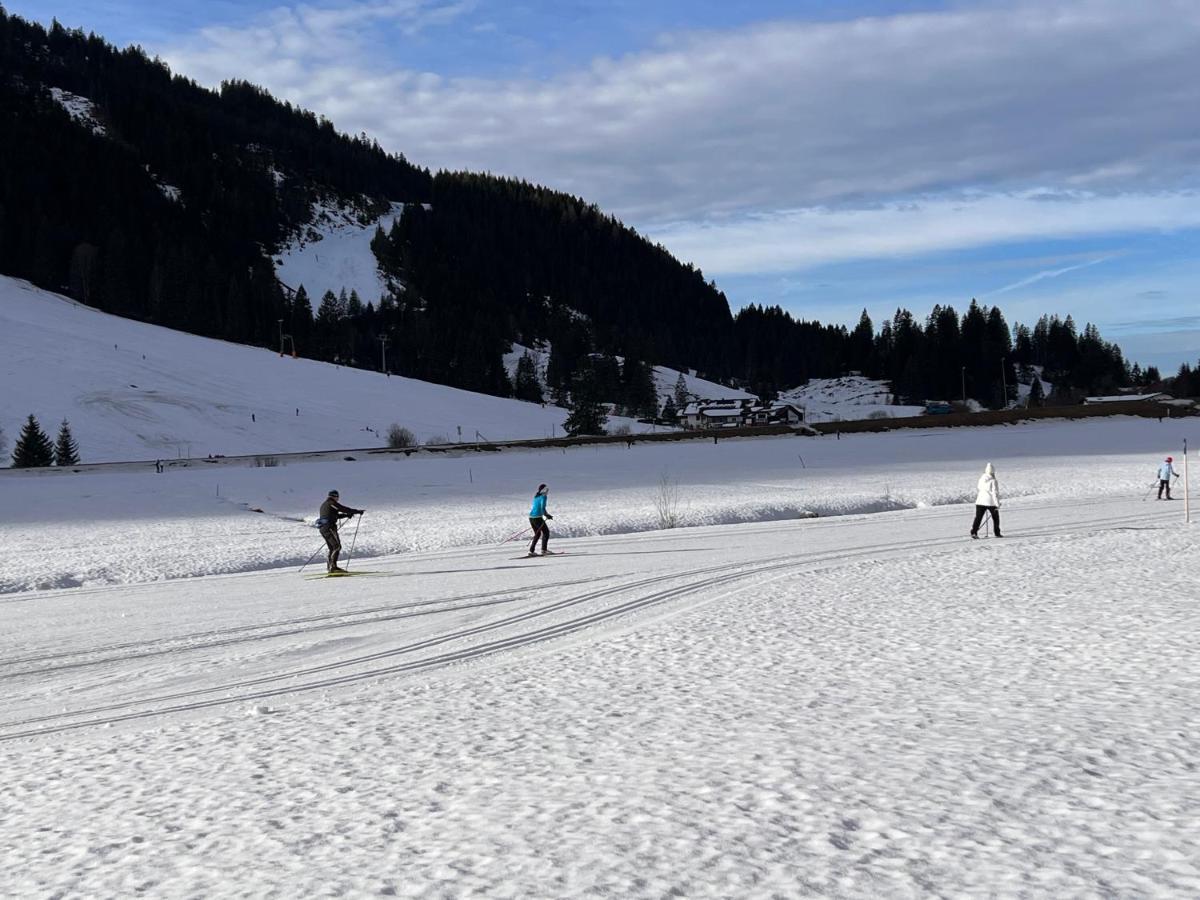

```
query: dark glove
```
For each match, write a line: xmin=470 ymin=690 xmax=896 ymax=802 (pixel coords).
xmin=355 ymin=508 xmax=365 ymax=515
xmin=545 ymin=514 xmax=553 ymax=520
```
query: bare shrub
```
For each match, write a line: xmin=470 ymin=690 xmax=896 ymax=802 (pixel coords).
xmin=655 ymin=470 xmax=681 ymax=529
xmin=386 ymin=424 xmax=415 ymax=448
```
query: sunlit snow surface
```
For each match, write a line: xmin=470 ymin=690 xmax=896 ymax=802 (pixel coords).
xmin=3 ymin=411 xmax=1198 ymax=896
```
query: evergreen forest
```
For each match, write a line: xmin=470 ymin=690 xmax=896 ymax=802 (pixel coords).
xmin=0 ymin=9 xmax=1173 ymax=413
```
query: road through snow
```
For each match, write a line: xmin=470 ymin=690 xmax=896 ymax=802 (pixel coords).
xmin=3 ymin=487 xmax=1198 ymax=897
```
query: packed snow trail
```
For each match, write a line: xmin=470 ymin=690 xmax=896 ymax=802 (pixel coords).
xmin=0 ymin=495 xmax=1181 ymax=741
xmin=4 ymin=490 xmax=1198 ymax=897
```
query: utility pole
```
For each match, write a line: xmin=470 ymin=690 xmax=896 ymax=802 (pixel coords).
xmin=961 ymin=366 xmax=966 ymax=405
xmin=378 ymin=334 xmax=388 ymax=374
xmin=277 ymin=319 xmax=284 ymax=357
xmin=1000 ymin=358 xmax=1008 ymax=409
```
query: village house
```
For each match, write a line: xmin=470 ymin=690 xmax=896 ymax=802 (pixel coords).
xmin=677 ymin=399 xmax=806 ymax=429
xmin=1082 ymin=392 xmax=1173 ymax=405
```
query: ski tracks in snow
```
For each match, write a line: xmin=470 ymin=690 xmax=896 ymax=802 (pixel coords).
xmin=0 ymin=497 xmax=1178 ymax=742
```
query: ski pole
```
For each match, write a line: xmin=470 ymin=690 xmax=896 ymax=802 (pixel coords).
xmin=345 ymin=512 xmax=363 ymax=571
xmin=299 ymin=540 xmax=326 ymax=573
xmin=501 ymin=525 xmax=533 ymax=544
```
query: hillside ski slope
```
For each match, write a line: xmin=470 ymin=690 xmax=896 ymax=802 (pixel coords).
xmin=0 ymin=277 xmax=649 ymax=463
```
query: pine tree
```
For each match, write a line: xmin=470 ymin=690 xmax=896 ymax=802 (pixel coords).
xmin=563 ymin=368 xmax=608 ymax=436
xmin=1027 ymin=377 xmax=1045 ymax=408
xmin=11 ymin=415 xmax=54 ymax=468
xmin=661 ymin=395 xmax=678 ymax=421
xmin=620 ymin=357 xmax=658 ymax=418
xmin=514 ymin=352 xmax=543 ymax=402
xmin=54 ymin=419 xmax=81 ymax=466
xmin=673 ymin=371 xmax=689 ymax=408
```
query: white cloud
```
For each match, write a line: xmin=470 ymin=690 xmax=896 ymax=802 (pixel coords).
xmin=647 ymin=191 xmax=1200 ymax=275
xmin=987 ymin=256 xmax=1114 ymax=296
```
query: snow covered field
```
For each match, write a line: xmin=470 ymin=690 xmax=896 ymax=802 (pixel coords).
xmin=0 ymin=276 xmax=653 ymax=463
xmin=3 ymin=417 xmax=1198 ymax=897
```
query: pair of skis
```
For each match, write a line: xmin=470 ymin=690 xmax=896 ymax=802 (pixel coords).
xmin=302 ymin=569 xmax=387 ymax=580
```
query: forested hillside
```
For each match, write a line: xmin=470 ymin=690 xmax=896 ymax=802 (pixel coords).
xmin=0 ymin=9 xmax=1149 ymax=410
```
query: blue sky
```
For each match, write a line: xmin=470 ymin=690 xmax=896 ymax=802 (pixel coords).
xmin=15 ymin=0 xmax=1200 ymax=373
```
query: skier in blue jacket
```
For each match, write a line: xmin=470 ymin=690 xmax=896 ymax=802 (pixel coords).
xmin=528 ymin=483 xmax=554 ymax=556
xmin=1157 ymin=456 xmax=1178 ymax=500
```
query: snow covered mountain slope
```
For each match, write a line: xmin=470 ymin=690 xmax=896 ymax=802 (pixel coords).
xmin=503 ymin=342 xmax=756 ymax=407
xmin=0 ymin=276 xmax=649 ymax=463
xmin=653 ymin=364 xmax=755 ymax=402
xmin=273 ymin=200 xmax=405 ymax=307
xmin=782 ymin=375 xmax=925 ymax=422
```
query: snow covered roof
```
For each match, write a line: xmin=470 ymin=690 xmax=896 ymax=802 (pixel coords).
xmin=1083 ymin=393 xmax=1172 ymax=403
xmin=700 ymin=408 xmax=744 ymax=418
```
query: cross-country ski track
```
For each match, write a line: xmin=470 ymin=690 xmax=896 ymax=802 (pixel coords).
xmin=6 ymin=483 xmax=1198 ymax=896
xmin=0 ymin=495 xmax=1181 ymax=742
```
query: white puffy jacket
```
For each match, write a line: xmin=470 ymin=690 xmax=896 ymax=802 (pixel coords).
xmin=975 ymin=463 xmax=1000 ymax=507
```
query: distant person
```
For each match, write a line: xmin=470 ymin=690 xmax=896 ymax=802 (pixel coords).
xmin=527 ymin=484 xmax=554 ymax=557
xmin=970 ymin=463 xmax=1002 ymax=538
xmin=317 ymin=490 xmax=363 ymax=573
xmin=1157 ymin=456 xmax=1178 ymax=500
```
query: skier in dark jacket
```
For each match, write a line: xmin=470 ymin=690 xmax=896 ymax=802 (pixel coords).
xmin=317 ymin=490 xmax=363 ymax=572
xmin=528 ymin=484 xmax=553 ymax=556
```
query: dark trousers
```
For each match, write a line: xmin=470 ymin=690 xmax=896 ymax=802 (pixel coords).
xmin=529 ymin=517 xmax=549 ymax=553
xmin=320 ymin=525 xmax=342 ymax=570
xmin=1158 ymin=479 xmax=1172 ymax=500
xmin=971 ymin=505 xmax=1000 ymax=536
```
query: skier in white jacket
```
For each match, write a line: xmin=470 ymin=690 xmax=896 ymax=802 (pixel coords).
xmin=970 ymin=462 xmax=1002 ymax=538
xmin=1157 ymin=456 xmax=1177 ymax=500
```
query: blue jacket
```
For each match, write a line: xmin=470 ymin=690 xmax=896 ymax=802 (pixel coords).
xmin=529 ymin=493 xmax=548 ymax=518
xmin=1159 ymin=462 xmax=1177 ymax=480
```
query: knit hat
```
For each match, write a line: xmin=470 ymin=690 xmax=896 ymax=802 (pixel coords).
xmin=329 ymin=489 xmax=340 ymax=497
